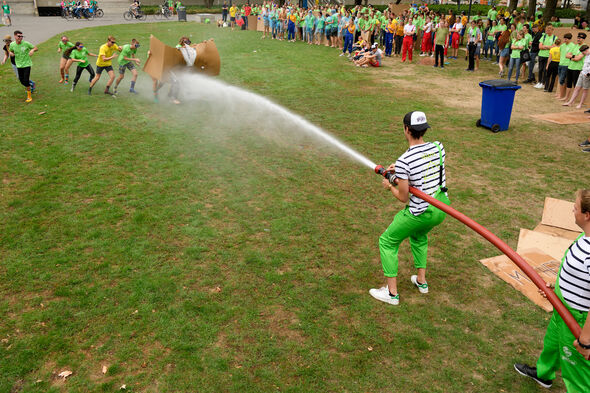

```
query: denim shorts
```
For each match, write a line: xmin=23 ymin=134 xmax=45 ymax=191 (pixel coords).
xmin=558 ymin=65 xmax=568 ymax=85
xmin=500 ymin=47 xmax=509 ymax=57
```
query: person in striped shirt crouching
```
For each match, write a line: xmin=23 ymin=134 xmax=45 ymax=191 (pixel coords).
xmin=369 ymin=111 xmax=449 ymax=306
xmin=515 ymin=189 xmax=590 ymax=392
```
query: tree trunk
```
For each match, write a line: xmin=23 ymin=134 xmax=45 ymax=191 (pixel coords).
xmin=543 ymin=0 xmax=557 ymax=24
xmin=528 ymin=0 xmax=536 ymax=19
xmin=508 ymin=0 xmax=518 ymax=12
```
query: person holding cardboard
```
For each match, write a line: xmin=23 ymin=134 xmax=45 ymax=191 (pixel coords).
xmin=369 ymin=111 xmax=449 ymax=306
xmin=515 ymin=190 xmax=590 ymax=392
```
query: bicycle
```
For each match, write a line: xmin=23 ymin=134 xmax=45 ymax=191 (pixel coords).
xmin=153 ymin=4 xmax=172 ymax=20
xmin=123 ymin=7 xmax=146 ymax=21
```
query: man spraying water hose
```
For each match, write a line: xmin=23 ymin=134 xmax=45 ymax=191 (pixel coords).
xmin=369 ymin=111 xmax=449 ymax=305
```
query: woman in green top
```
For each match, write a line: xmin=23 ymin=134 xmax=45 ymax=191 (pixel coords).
xmin=57 ymin=35 xmax=74 ymax=84
xmin=65 ymin=42 xmax=97 ymax=92
xmin=507 ymin=30 xmax=525 ymax=83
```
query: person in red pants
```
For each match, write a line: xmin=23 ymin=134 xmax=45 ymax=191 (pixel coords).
xmin=402 ymin=17 xmax=416 ymax=63
xmin=420 ymin=16 xmax=433 ymax=56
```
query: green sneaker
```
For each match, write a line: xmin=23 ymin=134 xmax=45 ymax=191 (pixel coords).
xmin=411 ymin=275 xmax=428 ymax=294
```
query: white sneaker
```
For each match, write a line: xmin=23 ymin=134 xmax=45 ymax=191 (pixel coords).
xmin=339 ymin=53 xmax=345 ymax=56
xmin=411 ymin=275 xmax=429 ymax=294
xmin=369 ymin=286 xmax=399 ymax=305
xmin=535 ymin=83 xmax=544 ymax=89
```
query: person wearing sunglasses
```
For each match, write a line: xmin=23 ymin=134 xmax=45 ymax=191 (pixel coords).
xmin=8 ymin=30 xmax=38 ymax=103
xmin=2 ymin=34 xmax=17 ymax=77
xmin=114 ymin=38 xmax=140 ymax=95
xmin=88 ymin=35 xmax=121 ymax=96
xmin=64 ymin=41 xmax=97 ymax=92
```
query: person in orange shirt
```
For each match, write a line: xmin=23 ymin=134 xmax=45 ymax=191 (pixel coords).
xmin=341 ymin=17 xmax=356 ymax=56
xmin=287 ymin=11 xmax=296 ymax=42
xmin=394 ymin=16 xmax=404 ymax=56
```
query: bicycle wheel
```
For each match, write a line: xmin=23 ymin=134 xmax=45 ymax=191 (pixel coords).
xmin=164 ymin=9 xmax=172 ymax=18
xmin=96 ymin=8 xmax=103 ymax=17
xmin=139 ymin=13 xmax=147 ymax=21
xmin=123 ymin=11 xmax=132 ymax=20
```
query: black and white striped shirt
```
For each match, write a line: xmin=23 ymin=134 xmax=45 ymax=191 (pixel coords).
xmin=394 ymin=141 xmax=446 ymax=216
xmin=558 ymin=235 xmax=590 ymax=312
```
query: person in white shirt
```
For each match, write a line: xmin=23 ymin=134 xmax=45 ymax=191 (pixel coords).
xmin=450 ymin=20 xmax=463 ymax=59
xmin=402 ymin=17 xmax=416 ymax=62
xmin=420 ymin=17 xmax=433 ymax=56
xmin=563 ymin=45 xmax=590 ymax=108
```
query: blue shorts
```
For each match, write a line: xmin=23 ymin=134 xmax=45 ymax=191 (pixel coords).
xmin=558 ymin=65 xmax=568 ymax=85
xmin=500 ymin=47 xmax=509 ymax=57
xmin=263 ymin=18 xmax=269 ymax=27
xmin=316 ymin=28 xmax=324 ymax=35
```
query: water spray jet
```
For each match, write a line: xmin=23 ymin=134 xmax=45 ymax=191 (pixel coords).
xmin=374 ymin=164 xmax=581 ymax=337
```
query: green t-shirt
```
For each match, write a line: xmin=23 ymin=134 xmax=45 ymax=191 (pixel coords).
xmin=487 ymin=26 xmax=496 ymax=40
xmin=434 ymin=27 xmax=448 ymax=45
xmin=510 ymin=38 xmax=526 ymax=58
xmin=538 ymin=33 xmax=556 ymax=57
xmin=317 ymin=16 xmax=325 ymax=29
xmin=118 ymin=44 xmax=136 ymax=66
xmin=473 ymin=15 xmax=480 ymax=21
xmin=559 ymin=42 xmax=574 ymax=66
xmin=298 ymin=15 xmax=305 ymax=28
xmin=58 ymin=40 xmax=74 ymax=52
xmin=488 ymin=9 xmax=497 ymax=21
xmin=568 ymin=44 xmax=584 ymax=70
xmin=2 ymin=4 xmax=10 ymax=13
xmin=524 ymin=33 xmax=532 ymax=49
xmin=305 ymin=14 xmax=314 ymax=28
xmin=497 ymin=24 xmax=507 ymax=32
xmin=70 ymin=47 xmax=89 ymax=67
xmin=9 ymin=41 xmax=34 ymax=68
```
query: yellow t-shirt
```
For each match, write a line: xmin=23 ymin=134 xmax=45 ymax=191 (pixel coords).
xmin=96 ymin=43 xmax=120 ymax=67
xmin=461 ymin=16 xmax=467 ymax=25
xmin=229 ymin=6 xmax=237 ymax=17
xmin=549 ymin=46 xmax=560 ymax=62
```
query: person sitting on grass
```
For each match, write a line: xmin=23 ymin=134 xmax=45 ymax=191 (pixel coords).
xmin=514 ymin=189 xmax=590 ymax=392
xmin=354 ymin=43 xmax=382 ymax=67
xmin=369 ymin=111 xmax=448 ymax=306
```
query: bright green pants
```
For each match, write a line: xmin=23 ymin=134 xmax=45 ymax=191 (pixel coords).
xmin=536 ymin=289 xmax=590 ymax=392
xmin=379 ymin=199 xmax=447 ymax=278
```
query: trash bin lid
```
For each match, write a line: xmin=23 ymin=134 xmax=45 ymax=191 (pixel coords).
xmin=479 ymin=79 xmax=521 ymax=89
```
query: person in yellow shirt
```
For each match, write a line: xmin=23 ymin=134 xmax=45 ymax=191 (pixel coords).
xmin=544 ymin=38 xmax=561 ymax=93
xmin=229 ymin=4 xmax=237 ymax=29
xmin=88 ymin=35 xmax=121 ymax=95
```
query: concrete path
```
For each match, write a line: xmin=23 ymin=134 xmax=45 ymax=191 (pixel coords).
xmin=0 ymin=14 xmax=200 ymax=44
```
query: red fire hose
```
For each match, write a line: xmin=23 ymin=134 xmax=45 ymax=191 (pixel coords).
xmin=374 ymin=165 xmax=581 ymax=338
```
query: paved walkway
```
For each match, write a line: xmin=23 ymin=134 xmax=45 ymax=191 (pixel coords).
xmin=0 ymin=14 xmax=199 ymax=44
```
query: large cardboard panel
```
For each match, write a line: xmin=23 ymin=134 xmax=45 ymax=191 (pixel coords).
xmin=257 ymin=17 xmax=264 ymax=32
xmin=480 ymin=248 xmax=560 ymax=312
xmin=541 ymin=197 xmax=579 ymax=232
xmin=533 ymin=224 xmax=581 ymax=241
xmin=531 ymin=111 xmax=590 ymax=125
xmin=143 ymin=35 xmax=184 ymax=82
xmin=143 ymin=35 xmax=220 ymax=81
xmin=248 ymin=15 xmax=258 ymax=31
xmin=517 ymin=228 xmax=573 ymax=260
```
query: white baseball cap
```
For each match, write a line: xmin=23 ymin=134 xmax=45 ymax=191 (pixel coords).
xmin=404 ymin=111 xmax=430 ymax=132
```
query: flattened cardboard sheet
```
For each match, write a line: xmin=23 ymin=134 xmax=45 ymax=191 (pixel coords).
xmin=533 ymin=223 xmax=581 ymax=241
xmin=143 ymin=35 xmax=220 ymax=82
xmin=531 ymin=111 xmax=590 ymax=125
xmin=517 ymin=228 xmax=573 ymax=261
xmin=480 ymin=248 xmax=560 ymax=312
xmin=541 ymin=197 xmax=579 ymax=232
xmin=248 ymin=15 xmax=258 ymax=31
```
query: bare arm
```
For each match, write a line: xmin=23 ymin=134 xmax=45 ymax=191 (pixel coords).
xmin=382 ymin=176 xmax=409 ymax=204
xmin=574 ymin=317 xmax=590 ymax=359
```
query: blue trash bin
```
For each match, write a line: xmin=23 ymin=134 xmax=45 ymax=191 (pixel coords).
xmin=477 ymin=79 xmax=521 ymax=132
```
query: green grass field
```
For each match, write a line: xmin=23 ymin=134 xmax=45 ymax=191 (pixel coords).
xmin=1 ymin=22 xmax=588 ymax=392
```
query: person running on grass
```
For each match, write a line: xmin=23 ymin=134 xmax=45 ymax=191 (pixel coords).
xmin=57 ymin=35 xmax=74 ymax=84
xmin=369 ymin=111 xmax=449 ymax=306
xmin=114 ymin=38 xmax=140 ymax=95
xmin=514 ymin=189 xmax=590 ymax=392
xmin=2 ymin=34 xmax=17 ymax=77
xmin=88 ymin=35 xmax=121 ymax=96
xmin=66 ymin=41 xmax=97 ymax=92
xmin=2 ymin=1 xmax=11 ymax=26
xmin=8 ymin=30 xmax=37 ymax=103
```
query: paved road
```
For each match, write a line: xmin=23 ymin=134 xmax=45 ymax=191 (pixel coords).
xmin=0 ymin=14 xmax=199 ymax=44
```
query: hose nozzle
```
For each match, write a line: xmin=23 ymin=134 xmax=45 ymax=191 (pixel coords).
xmin=374 ymin=164 xmax=394 ymax=183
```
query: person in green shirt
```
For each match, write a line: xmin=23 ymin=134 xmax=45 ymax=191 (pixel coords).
xmin=487 ymin=6 xmax=497 ymax=22
xmin=556 ymin=33 xmax=574 ymax=99
xmin=65 ymin=41 xmax=97 ymax=92
xmin=8 ymin=30 xmax=38 ymax=103
xmin=563 ymin=32 xmax=587 ymax=102
xmin=57 ymin=35 xmax=74 ymax=84
xmin=2 ymin=1 xmax=11 ymax=26
xmin=114 ymin=38 xmax=140 ymax=94
xmin=507 ymin=30 xmax=525 ymax=83
xmin=536 ymin=24 xmax=556 ymax=89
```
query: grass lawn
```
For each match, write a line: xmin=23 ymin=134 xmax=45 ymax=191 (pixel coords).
xmin=1 ymin=21 xmax=588 ymax=393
